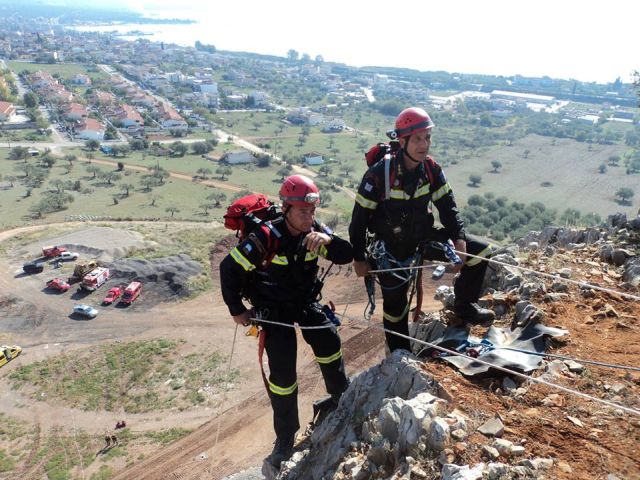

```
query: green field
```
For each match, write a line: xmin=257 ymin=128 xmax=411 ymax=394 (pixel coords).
xmin=0 ymin=151 xmax=232 ymax=230
xmin=7 ymin=61 xmax=108 ymax=82
xmin=441 ymin=134 xmax=637 ymax=217
xmin=207 ymin=111 xmax=639 ymax=218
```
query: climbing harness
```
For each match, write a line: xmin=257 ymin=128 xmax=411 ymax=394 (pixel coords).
xmin=364 ymin=240 xmax=464 ymax=321
xmin=322 ymin=301 xmax=341 ymax=327
xmin=363 ymin=240 xmax=421 ymax=320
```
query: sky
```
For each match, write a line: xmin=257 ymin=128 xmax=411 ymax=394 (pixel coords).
xmin=72 ymin=0 xmax=640 ymax=84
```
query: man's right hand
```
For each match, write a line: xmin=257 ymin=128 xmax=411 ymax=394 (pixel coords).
xmin=232 ymin=310 xmax=252 ymax=327
xmin=353 ymin=260 xmax=371 ymax=277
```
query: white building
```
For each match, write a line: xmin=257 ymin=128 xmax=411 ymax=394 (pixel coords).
xmin=220 ymin=150 xmax=254 ymax=164
xmin=303 ymin=152 xmax=325 ymax=165
xmin=490 ymin=90 xmax=555 ymax=106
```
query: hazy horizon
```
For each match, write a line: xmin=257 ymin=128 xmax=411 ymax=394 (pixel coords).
xmin=5 ymin=0 xmax=639 ymax=85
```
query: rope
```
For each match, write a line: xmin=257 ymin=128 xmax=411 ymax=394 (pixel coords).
xmin=496 ymin=346 xmax=640 ymax=372
xmin=250 ymin=311 xmax=639 ymax=371
xmin=215 ymin=323 xmax=240 ymax=446
xmin=334 ymin=312 xmax=640 ymax=417
xmin=249 ymin=316 xmax=334 ymax=330
xmin=239 ymin=311 xmax=640 ymax=417
xmin=369 ymin=249 xmax=640 ymax=302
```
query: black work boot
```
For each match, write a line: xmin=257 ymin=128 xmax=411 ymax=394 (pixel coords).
xmin=312 ymin=394 xmax=341 ymax=426
xmin=267 ymin=435 xmax=294 ymax=469
xmin=454 ymin=302 xmax=495 ymax=327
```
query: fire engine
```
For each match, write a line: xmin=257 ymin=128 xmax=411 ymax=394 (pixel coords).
xmin=81 ymin=267 xmax=110 ymax=291
xmin=121 ymin=281 xmax=142 ymax=305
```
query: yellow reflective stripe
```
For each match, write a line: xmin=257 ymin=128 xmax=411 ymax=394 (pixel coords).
xmin=414 ymin=185 xmax=431 ymax=198
xmin=316 ymin=349 xmax=343 ymax=365
xmin=268 ymin=380 xmax=298 ymax=396
xmin=389 ymin=188 xmax=408 ymax=200
xmin=388 ymin=184 xmax=433 ymax=200
xmin=270 ymin=252 xmax=319 ymax=264
xmin=431 ymin=183 xmax=452 ymax=201
xmin=318 ymin=245 xmax=328 ymax=258
xmin=271 ymin=255 xmax=288 ymax=265
xmin=230 ymin=247 xmax=255 ymax=272
xmin=355 ymin=193 xmax=378 ymax=210
xmin=383 ymin=305 xmax=410 ymax=323
xmin=465 ymin=246 xmax=492 ymax=266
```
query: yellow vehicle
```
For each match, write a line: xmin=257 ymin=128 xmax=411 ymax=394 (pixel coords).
xmin=0 ymin=345 xmax=22 ymax=368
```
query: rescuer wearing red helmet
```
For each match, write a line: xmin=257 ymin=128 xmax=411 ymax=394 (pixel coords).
xmin=349 ymin=107 xmax=494 ymax=352
xmin=220 ymin=174 xmax=352 ymax=470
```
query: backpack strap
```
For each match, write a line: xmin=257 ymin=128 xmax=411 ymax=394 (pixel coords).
xmin=258 ymin=218 xmax=283 ymax=268
xmin=383 ymin=153 xmax=392 ymax=200
xmin=381 ymin=152 xmax=435 ymax=201
xmin=423 ymin=155 xmax=436 ymax=186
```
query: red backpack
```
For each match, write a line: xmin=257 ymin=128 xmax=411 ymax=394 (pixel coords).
xmin=223 ymin=193 xmax=280 ymax=240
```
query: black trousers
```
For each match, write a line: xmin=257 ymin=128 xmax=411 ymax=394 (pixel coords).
xmin=378 ymin=232 xmax=491 ymax=352
xmin=262 ymin=303 xmax=349 ymax=440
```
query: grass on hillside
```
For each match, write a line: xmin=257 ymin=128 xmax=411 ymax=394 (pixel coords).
xmin=0 ymin=413 xmax=193 ymax=479
xmin=443 ymin=134 xmax=637 ymax=217
xmin=7 ymin=61 xmax=108 ymax=82
xmin=2 ymin=103 xmax=638 ymax=236
xmin=0 ymin=129 xmax=52 ymax=142
xmin=0 ymin=152 xmax=238 ymax=230
xmin=8 ymin=339 xmax=240 ymax=413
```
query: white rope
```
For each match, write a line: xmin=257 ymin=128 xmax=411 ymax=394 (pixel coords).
xmin=335 ymin=311 xmax=640 ymax=417
xmin=239 ymin=312 xmax=640 ymax=417
xmin=240 ymin=307 xmax=640 ymax=417
xmin=215 ymin=323 xmax=239 ymax=446
xmin=249 ymin=316 xmax=334 ymax=330
xmin=369 ymin=249 xmax=640 ymax=302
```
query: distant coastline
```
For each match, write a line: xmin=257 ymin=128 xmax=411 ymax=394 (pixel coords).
xmin=70 ymin=18 xmax=196 ymax=26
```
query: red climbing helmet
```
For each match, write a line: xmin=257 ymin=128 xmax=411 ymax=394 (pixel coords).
xmin=279 ymin=175 xmax=320 ymax=206
xmin=393 ymin=107 xmax=434 ymax=139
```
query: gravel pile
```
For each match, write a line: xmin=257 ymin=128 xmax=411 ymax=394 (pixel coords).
xmin=107 ymin=254 xmax=203 ymax=304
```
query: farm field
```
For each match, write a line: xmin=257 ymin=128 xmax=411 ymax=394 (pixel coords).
xmin=7 ymin=61 xmax=108 ymax=82
xmin=442 ymin=134 xmax=637 ymax=217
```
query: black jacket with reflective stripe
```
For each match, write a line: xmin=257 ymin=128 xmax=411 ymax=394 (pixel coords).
xmin=349 ymin=151 xmax=465 ymax=261
xmin=220 ymin=217 xmax=353 ymax=316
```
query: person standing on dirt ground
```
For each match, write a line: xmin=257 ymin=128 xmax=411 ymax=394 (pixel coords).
xmin=349 ymin=107 xmax=494 ymax=352
xmin=104 ymin=434 xmax=111 ymax=448
xmin=220 ymin=175 xmax=353 ymax=470
xmin=111 ymin=434 xmax=118 ymax=446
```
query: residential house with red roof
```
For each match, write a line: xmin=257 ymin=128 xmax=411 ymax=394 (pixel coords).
xmin=0 ymin=101 xmax=16 ymax=121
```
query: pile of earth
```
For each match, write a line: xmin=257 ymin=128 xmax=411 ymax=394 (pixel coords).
xmin=17 ymin=226 xmax=158 ymax=263
xmin=0 ymin=295 xmax=47 ymax=332
xmin=105 ymin=254 xmax=203 ymax=305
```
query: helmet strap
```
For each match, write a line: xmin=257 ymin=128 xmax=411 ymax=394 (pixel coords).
xmin=283 ymin=204 xmax=309 ymax=235
xmin=402 ymin=137 xmax=422 ymax=164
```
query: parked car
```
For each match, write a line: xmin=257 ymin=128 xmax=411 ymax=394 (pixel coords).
xmin=121 ymin=281 xmax=142 ymax=305
xmin=23 ymin=261 xmax=45 ymax=274
xmin=73 ymin=304 xmax=99 ymax=319
xmin=46 ymin=278 xmax=71 ymax=292
xmin=102 ymin=287 xmax=122 ymax=305
xmin=432 ymin=265 xmax=446 ymax=280
xmin=57 ymin=251 xmax=79 ymax=261
xmin=0 ymin=345 xmax=22 ymax=369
